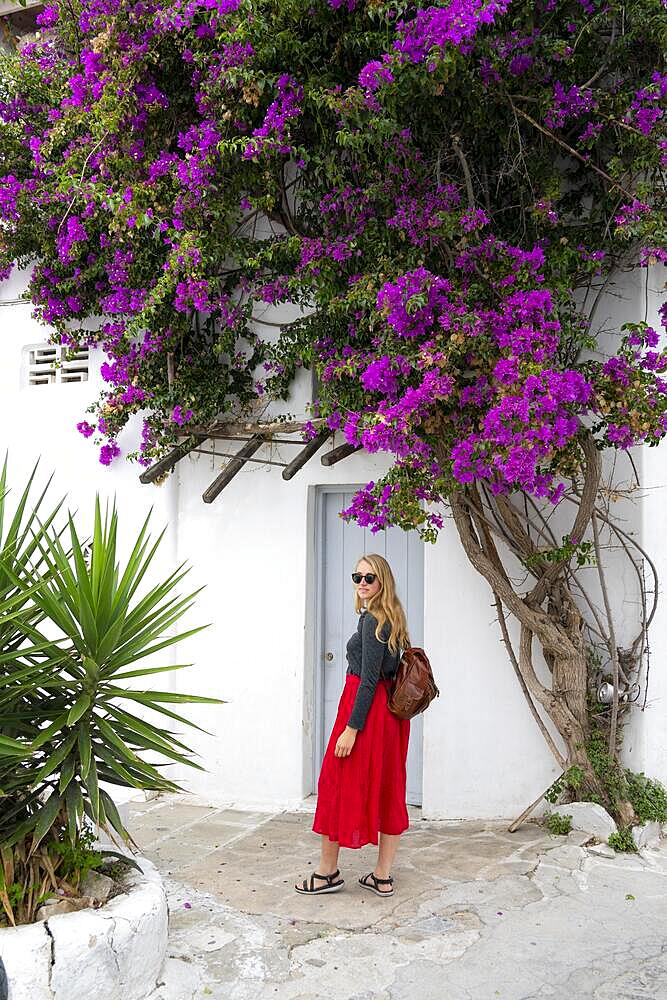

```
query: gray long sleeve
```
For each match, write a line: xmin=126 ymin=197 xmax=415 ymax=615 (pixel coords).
xmin=347 ymin=612 xmax=395 ymax=731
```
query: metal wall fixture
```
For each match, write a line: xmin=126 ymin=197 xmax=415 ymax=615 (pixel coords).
xmin=597 ymin=681 xmax=641 ymax=704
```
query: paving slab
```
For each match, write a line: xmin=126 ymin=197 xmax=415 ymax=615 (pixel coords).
xmin=128 ymin=795 xmax=667 ymax=1000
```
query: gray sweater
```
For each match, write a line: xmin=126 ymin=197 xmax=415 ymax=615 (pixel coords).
xmin=346 ymin=610 xmax=400 ymax=731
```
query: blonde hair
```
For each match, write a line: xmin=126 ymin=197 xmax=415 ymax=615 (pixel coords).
xmin=354 ymin=553 xmax=410 ymax=654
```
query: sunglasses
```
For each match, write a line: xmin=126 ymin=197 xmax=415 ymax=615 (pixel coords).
xmin=352 ymin=573 xmax=377 ymax=585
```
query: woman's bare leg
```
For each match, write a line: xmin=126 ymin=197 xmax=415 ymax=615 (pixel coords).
xmin=374 ymin=832 xmax=400 ymax=890
xmin=296 ymin=835 xmax=341 ymax=891
xmin=315 ymin=834 xmax=341 ymax=878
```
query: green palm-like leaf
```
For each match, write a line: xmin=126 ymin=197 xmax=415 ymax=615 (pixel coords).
xmin=31 ymin=789 xmax=63 ymax=853
xmin=0 ymin=472 xmax=216 ymax=868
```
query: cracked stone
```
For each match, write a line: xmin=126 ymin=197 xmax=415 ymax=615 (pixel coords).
xmin=587 ymin=843 xmax=616 ymax=859
xmin=539 ymin=845 xmax=586 ymax=870
xmin=591 ymin=949 xmax=667 ymax=999
xmin=177 ymin=925 xmax=237 ymax=953
xmin=35 ymin=896 xmax=96 ymax=921
xmin=632 ymin=821 xmax=662 ymax=850
xmin=0 ymin=859 xmax=169 ymax=1000
xmin=388 ymin=958 xmax=473 ymax=1000
xmin=551 ymin=802 xmax=617 ymax=841
xmin=115 ymin=799 xmax=667 ymax=1000
xmin=145 ymin=957 xmax=204 ymax=1000
xmin=0 ymin=922 xmax=53 ymax=1000
xmin=566 ymin=830 xmax=596 ymax=848
xmin=49 ymin=912 xmax=118 ymax=999
xmin=80 ymin=871 xmax=116 ymax=905
xmin=284 ymin=924 xmax=479 ymax=1000
xmin=398 ymin=914 xmax=457 ymax=938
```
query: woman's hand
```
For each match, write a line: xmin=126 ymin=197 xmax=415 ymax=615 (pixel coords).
xmin=334 ymin=726 xmax=357 ymax=757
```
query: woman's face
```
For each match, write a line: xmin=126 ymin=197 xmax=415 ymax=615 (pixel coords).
xmin=354 ymin=559 xmax=381 ymax=603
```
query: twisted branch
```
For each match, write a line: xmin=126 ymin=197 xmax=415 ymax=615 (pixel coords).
xmin=508 ymin=102 xmax=635 ymax=201
xmin=494 ymin=595 xmax=566 ymax=768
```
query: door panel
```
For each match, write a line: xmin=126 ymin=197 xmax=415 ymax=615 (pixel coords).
xmin=318 ymin=489 xmax=424 ymax=806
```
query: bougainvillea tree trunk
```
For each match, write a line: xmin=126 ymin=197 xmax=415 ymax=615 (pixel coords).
xmin=447 ymin=431 xmax=637 ymax=822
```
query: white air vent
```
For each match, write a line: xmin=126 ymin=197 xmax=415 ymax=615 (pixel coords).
xmin=60 ymin=346 xmax=89 ymax=383
xmin=25 ymin=344 xmax=89 ymax=386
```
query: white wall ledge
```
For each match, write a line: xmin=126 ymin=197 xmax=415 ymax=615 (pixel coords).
xmin=0 ymin=857 xmax=168 ymax=1000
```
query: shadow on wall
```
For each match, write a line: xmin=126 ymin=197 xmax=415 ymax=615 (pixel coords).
xmin=0 ymin=955 xmax=6 ymax=1000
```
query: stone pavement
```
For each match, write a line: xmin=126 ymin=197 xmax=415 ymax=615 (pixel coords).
xmin=128 ymin=795 xmax=667 ymax=1000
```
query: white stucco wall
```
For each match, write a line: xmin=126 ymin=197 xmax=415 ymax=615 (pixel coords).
xmin=0 ymin=267 xmax=179 ymax=809
xmin=638 ymin=444 xmax=667 ymax=783
xmin=422 ymin=526 xmax=561 ymax=819
xmin=624 ymin=264 xmax=667 ymax=786
xmin=1 ymin=261 xmax=666 ymax=820
xmin=0 ymin=269 xmax=177 ymax=546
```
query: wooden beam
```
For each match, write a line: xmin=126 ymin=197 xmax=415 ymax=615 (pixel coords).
xmin=0 ymin=0 xmax=43 ymax=15
xmin=187 ymin=416 xmax=327 ymax=438
xmin=281 ymin=430 xmax=331 ymax=481
xmin=202 ymin=434 xmax=265 ymax=503
xmin=179 ymin=432 xmax=306 ymax=446
xmin=320 ymin=442 xmax=362 ymax=467
xmin=140 ymin=435 xmax=207 ymax=485
xmin=191 ymin=448 xmax=288 ymax=468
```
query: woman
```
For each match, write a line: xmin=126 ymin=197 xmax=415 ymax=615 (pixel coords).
xmin=295 ymin=553 xmax=411 ymax=898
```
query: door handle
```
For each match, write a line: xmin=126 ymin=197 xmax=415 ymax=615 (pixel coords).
xmin=325 ymin=652 xmax=334 ymax=661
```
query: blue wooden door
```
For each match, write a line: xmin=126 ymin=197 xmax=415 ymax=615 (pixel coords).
xmin=317 ymin=488 xmax=424 ymax=806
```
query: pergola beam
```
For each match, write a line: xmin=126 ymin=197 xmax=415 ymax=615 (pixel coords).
xmin=139 ymin=435 xmax=208 ymax=484
xmin=187 ymin=416 xmax=327 ymax=438
xmin=320 ymin=442 xmax=362 ymax=467
xmin=139 ymin=419 xmax=363 ymax=499
xmin=202 ymin=434 xmax=265 ymax=503
xmin=282 ymin=430 xmax=331 ymax=481
xmin=0 ymin=1 xmax=43 ymax=14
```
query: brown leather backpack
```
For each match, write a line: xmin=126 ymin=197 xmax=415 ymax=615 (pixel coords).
xmin=387 ymin=647 xmax=439 ymax=720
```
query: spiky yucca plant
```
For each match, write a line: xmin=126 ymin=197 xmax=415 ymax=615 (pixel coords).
xmin=0 ymin=463 xmax=217 ymax=924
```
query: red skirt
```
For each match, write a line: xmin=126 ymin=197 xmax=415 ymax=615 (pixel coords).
xmin=312 ymin=673 xmax=410 ymax=848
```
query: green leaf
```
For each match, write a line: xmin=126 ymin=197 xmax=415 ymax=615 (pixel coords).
xmin=108 ymin=662 xmax=192 ymax=682
xmin=94 ymin=714 xmax=144 ymax=767
xmin=99 ymin=849 xmax=141 ymax=872
xmin=94 ymin=741 xmax=159 ymax=787
xmin=65 ymin=781 xmax=83 ymax=842
xmin=59 ymin=755 xmax=76 ymax=793
xmin=102 ymin=687 xmax=224 ymax=705
xmin=105 ymin=696 xmax=213 ymax=734
xmin=32 ymin=731 xmax=77 ymax=785
xmin=30 ymin=789 xmax=63 ymax=854
xmin=67 ymin=693 xmax=91 ymax=726
xmin=31 ymin=713 xmax=70 ymax=750
xmin=0 ymin=734 xmax=26 ymax=754
xmin=104 ymin=702 xmax=195 ymax=753
xmin=84 ymin=756 xmax=100 ymax=822
xmin=99 ymin=789 xmax=128 ymax=841
xmin=78 ymin=720 xmax=92 ymax=780
xmin=0 ymin=479 xmax=212 ymax=844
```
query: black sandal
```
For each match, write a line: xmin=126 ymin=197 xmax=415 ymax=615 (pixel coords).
xmin=359 ymin=871 xmax=394 ymax=896
xmin=295 ymin=869 xmax=345 ymax=894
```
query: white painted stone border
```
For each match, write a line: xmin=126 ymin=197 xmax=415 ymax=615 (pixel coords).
xmin=0 ymin=857 xmax=167 ymax=1000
